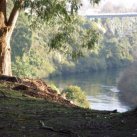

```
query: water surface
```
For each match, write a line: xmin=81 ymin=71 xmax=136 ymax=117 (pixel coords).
xmin=48 ymin=69 xmax=130 ymax=112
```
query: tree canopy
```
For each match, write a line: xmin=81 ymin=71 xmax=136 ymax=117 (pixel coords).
xmin=11 ymin=14 xmax=137 ymax=77
xmin=0 ymin=0 xmax=101 ymax=76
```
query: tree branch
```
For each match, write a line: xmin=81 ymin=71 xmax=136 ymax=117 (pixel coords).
xmin=39 ymin=121 xmax=80 ymax=137
xmin=7 ymin=0 xmax=24 ymax=26
xmin=0 ymin=0 xmax=7 ymax=25
xmin=7 ymin=0 xmax=24 ymax=37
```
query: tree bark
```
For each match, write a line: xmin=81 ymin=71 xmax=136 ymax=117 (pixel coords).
xmin=0 ymin=16 xmax=12 ymax=75
xmin=0 ymin=0 xmax=11 ymax=76
xmin=0 ymin=0 xmax=22 ymax=76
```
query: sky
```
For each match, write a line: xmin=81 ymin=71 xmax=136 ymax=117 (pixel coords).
xmin=102 ymin=0 xmax=137 ymax=7
xmin=79 ymin=0 xmax=137 ymax=15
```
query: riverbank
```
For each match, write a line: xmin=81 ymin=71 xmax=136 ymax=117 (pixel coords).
xmin=0 ymin=76 xmax=137 ymax=137
xmin=47 ymin=69 xmax=129 ymax=112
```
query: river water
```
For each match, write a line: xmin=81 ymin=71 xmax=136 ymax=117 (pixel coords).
xmin=48 ymin=69 xmax=131 ymax=112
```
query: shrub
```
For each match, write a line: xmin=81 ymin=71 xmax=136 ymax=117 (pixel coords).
xmin=118 ymin=62 xmax=137 ymax=106
xmin=49 ymin=83 xmax=60 ymax=94
xmin=62 ymin=85 xmax=90 ymax=108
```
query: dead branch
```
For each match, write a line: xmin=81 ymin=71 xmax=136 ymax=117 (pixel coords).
xmin=39 ymin=120 xmax=80 ymax=137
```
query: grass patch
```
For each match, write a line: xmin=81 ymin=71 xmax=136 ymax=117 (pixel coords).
xmin=0 ymin=81 xmax=137 ymax=137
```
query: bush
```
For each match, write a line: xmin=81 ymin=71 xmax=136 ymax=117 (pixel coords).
xmin=49 ymin=83 xmax=60 ymax=94
xmin=62 ymin=85 xmax=90 ymax=108
xmin=118 ymin=62 xmax=137 ymax=106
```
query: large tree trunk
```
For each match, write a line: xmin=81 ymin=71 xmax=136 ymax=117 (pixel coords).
xmin=0 ymin=0 xmax=21 ymax=76
xmin=0 ymin=0 xmax=12 ymax=76
xmin=0 ymin=26 xmax=12 ymax=76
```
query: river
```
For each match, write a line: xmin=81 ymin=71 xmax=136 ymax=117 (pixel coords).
xmin=47 ymin=69 xmax=131 ymax=112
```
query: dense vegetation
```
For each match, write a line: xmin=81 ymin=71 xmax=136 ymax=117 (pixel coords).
xmin=4 ymin=0 xmax=135 ymax=78
xmin=11 ymin=13 xmax=137 ymax=78
xmin=62 ymin=85 xmax=90 ymax=108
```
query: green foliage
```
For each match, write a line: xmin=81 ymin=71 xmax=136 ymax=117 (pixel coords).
xmin=54 ymin=17 xmax=136 ymax=75
xmin=12 ymin=56 xmax=36 ymax=77
xmin=48 ymin=83 xmax=60 ymax=94
xmin=12 ymin=12 xmax=102 ymax=77
xmin=11 ymin=12 xmax=32 ymax=60
xmin=8 ymin=0 xmax=102 ymax=78
xmin=49 ymin=16 xmax=100 ymax=58
xmin=11 ymin=8 xmax=137 ymax=78
xmin=23 ymin=0 xmax=100 ymax=58
xmin=62 ymin=85 xmax=90 ymax=108
xmin=12 ymin=49 xmax=55 ymax=78
xmin=101 ymin=37 xmax=133 ymax=68
xmin=21 ymin=0 xmax=100 ymax=27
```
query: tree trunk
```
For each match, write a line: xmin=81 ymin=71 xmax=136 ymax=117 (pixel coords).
xmin=0 ymin=27 xmax=12 ymax=76
xmin=0 ymin=0 xmax=21 ymax=76
xmin=0 ymin=0 xmax=12 ymax=76
xmin=0 ymin=2 xmax=11 ymax=76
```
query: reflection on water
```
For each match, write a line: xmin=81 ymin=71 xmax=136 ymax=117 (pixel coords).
xmin=47 ymin=69 xmax=130 ymax=112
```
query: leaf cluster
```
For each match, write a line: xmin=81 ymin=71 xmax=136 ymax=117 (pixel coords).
xmin=62 ymin=85 xmax=90 ymax=108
